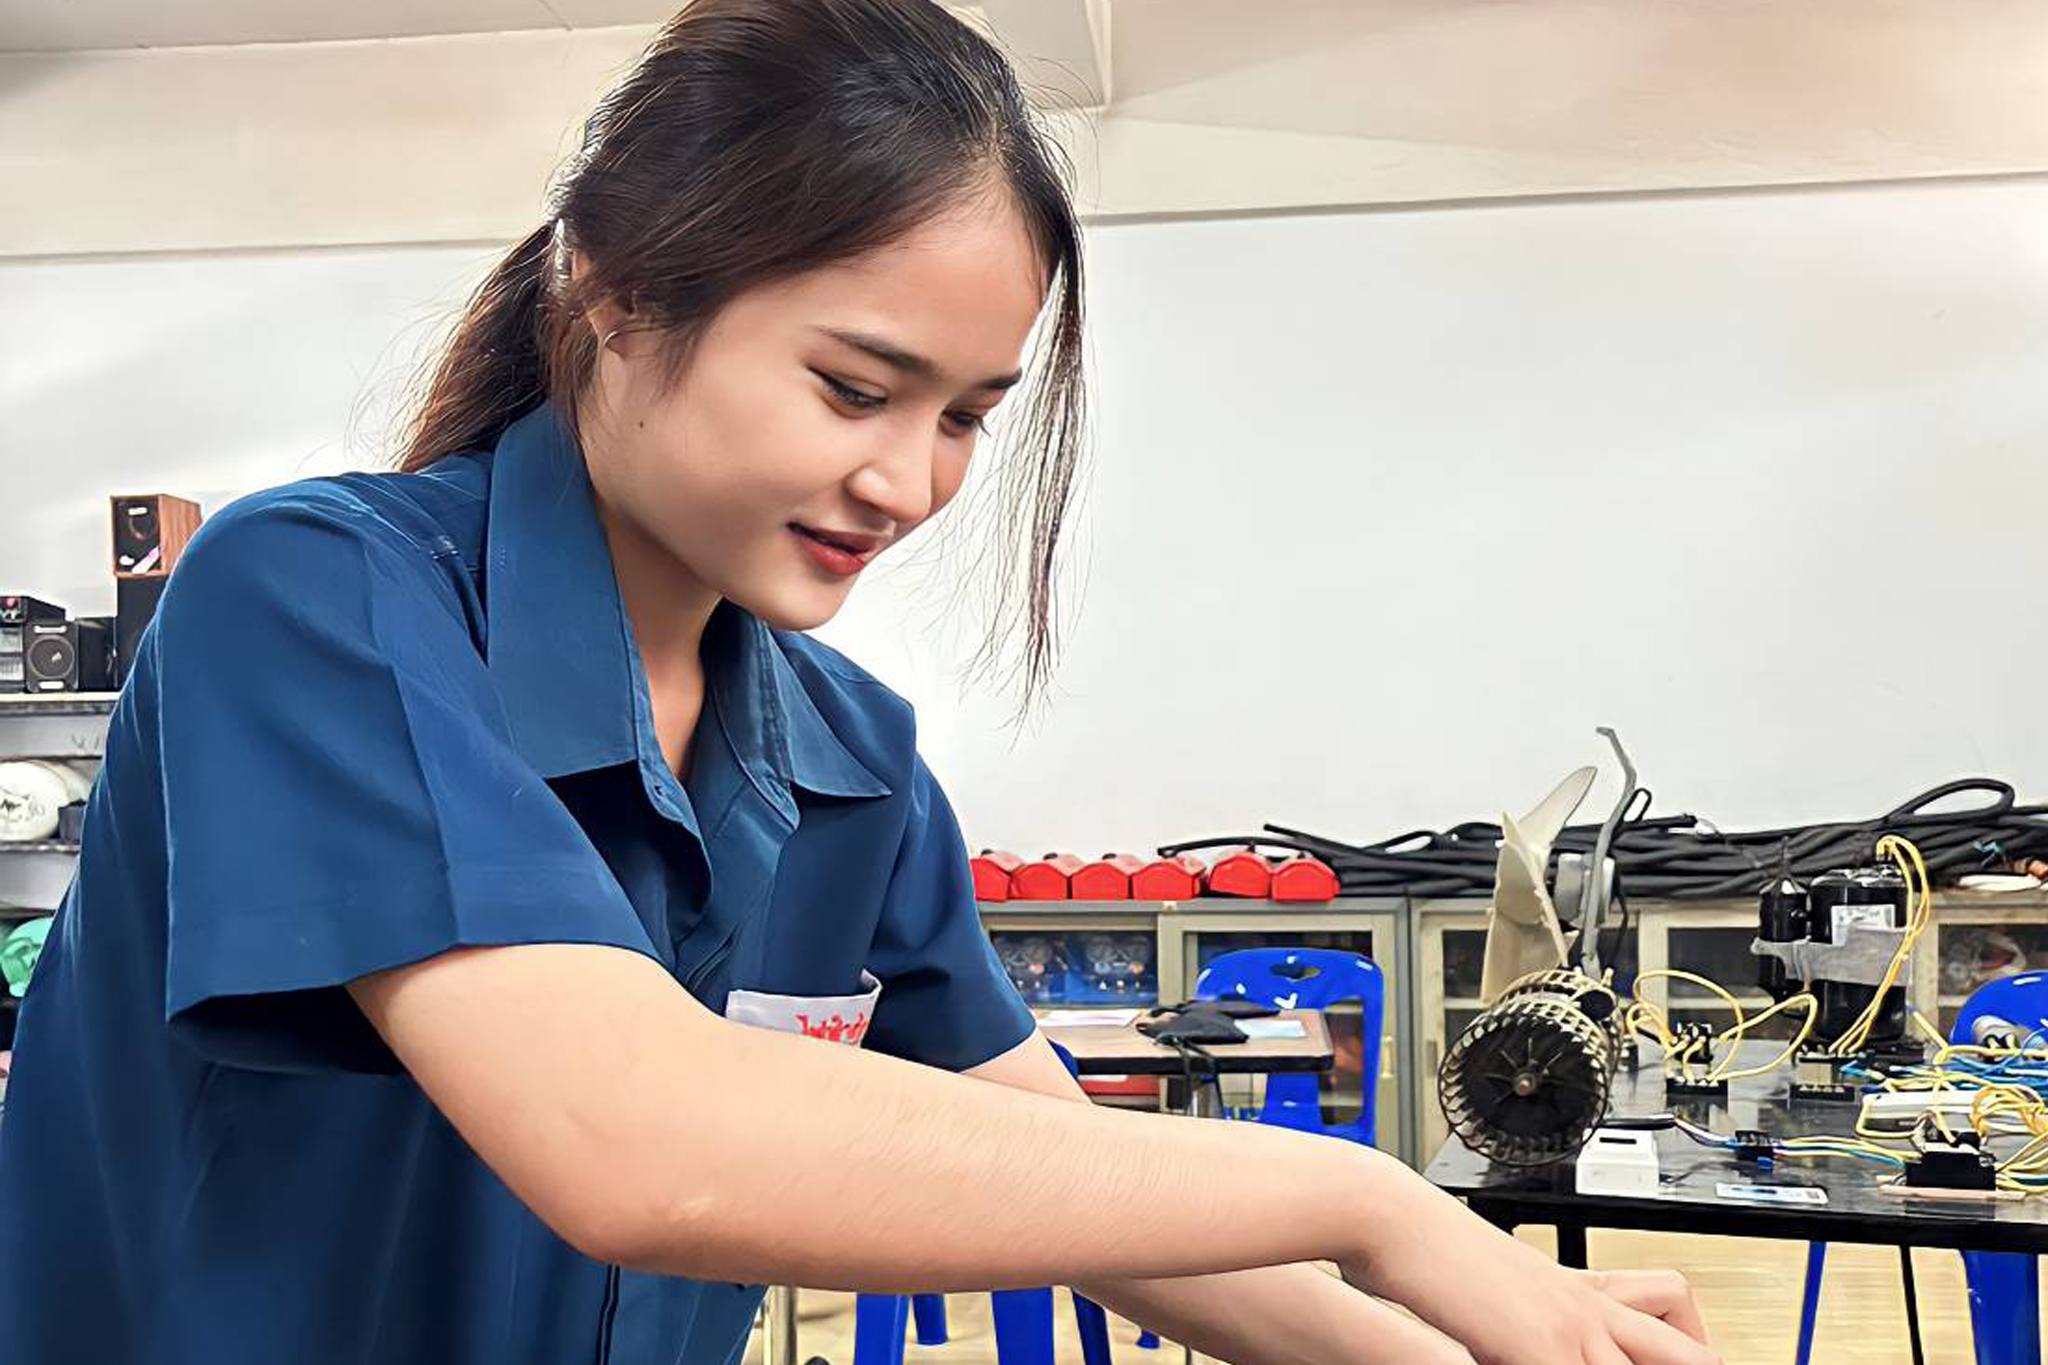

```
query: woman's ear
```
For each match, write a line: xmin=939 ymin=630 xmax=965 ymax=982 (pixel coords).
xmin=569 ymin=249 xmax=634 ymax=354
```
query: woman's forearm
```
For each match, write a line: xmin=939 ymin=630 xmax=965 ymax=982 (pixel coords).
xmin=355 ymin=943 xmax=1444 ymax=1291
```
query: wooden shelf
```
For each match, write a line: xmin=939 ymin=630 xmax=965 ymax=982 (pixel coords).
xmin=0 ymin=693 xmax=118 ymax=717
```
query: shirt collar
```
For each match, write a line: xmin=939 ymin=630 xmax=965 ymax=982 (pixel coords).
xmin=481 ymin=401 xmax=889 ymax=801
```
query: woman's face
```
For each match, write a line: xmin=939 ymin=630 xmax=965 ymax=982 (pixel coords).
xmin=578 ymin=193 xmax=1049 ymax=635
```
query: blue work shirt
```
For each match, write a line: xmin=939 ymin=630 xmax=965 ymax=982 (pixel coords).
xmin=0 ymin=401 xmax=1034 ymax=1365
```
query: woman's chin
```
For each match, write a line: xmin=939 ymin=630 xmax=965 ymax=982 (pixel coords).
xmin=734 ymin=581 xmax=852 ymax=633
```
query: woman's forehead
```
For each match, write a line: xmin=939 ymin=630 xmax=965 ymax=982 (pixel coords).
xmin=753 ymin=205 xmax=1048 ymax=374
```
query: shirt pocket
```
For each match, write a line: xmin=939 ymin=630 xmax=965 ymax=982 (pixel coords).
xmin=722 ymin=971 xmax=883 ymax=1047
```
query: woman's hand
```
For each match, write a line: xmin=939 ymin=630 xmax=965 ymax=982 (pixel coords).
xmin=1342 ymin=1195 xmax=1718 ymax=1365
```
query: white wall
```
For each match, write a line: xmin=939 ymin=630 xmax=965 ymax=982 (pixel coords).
xmin=2 ymin=242 xmax=504 ymax=615
xmin=7 ymin=177 xmax=2047 ymax=854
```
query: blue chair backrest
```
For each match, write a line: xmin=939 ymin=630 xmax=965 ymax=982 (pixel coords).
xmin=1951 ymin=971 xmax=2048 ymax=1047
xmin=1192 ymin=948 xmax=1383 ymax=1145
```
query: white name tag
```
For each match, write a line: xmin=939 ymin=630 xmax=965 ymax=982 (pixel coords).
xmin=723 ymin=971 xmax=883 ymax=1047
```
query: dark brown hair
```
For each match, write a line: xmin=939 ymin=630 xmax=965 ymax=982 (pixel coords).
xmin=398 ymin=0 xmax=1085 ymax=702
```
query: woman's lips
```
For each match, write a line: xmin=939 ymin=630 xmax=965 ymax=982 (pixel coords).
xmin=791 ymin=524 xmax=879 ymax=577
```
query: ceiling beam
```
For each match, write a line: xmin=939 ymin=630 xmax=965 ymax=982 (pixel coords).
xmin=976 ymin=0 xmax=1110 ymax=109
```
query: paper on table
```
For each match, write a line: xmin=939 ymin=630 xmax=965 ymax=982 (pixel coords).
xmin=1036 ymin=1009 xmax=1144 ymax=1028
xmin=1715 ymin=1183 xmax=1828 ymax=1206
xmin=1238 ymin=1018 xmax=1308 ymax=1039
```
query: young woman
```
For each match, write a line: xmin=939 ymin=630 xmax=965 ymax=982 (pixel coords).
xmin=0 ymin=3 xmax=1717 ymax=1363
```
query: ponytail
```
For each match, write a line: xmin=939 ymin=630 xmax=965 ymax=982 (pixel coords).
xmin=396 ymin=222 xmax=557 ymax=471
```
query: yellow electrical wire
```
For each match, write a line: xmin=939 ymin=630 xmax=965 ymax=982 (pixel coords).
xmin=1911 ymin=1010 xmax=1948 ymax=1050
xmin=1632 ymin=969 xmax=1750 ymax=1082
xmin=1834 ymin=835 xmax=1933 ymax=1054
xmin=1709 ymin=992 xmax=1820 ymax=1082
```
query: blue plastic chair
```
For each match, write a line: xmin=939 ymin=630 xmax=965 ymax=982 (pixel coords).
xmin=1954 ymin=972 xmax=2047 ymax=1365
xmin=855 ymin=1043 xmax=1122 ymax=1365
xmin=1193 ymin=948 xmax=1384 ymax=1145
xmin=1795 ymin=971 xmax=2048 ymax=1365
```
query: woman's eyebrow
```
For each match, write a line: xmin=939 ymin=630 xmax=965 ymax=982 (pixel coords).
xmin=813 ymin=326 xmax=1023 ymax=392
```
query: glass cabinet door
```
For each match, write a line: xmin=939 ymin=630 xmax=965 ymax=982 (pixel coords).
xmin=980 ymin=913 xmax=1160 ymax=1009
xmin=1935 ymin=908 xmax=2048 ymax=1039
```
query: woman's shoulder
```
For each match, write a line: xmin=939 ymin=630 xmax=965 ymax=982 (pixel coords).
xmin=180 ymin=460 xmax=491 ymax=583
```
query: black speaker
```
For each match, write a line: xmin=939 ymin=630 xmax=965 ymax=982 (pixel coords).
xmin=115 ymin=577 xmax=167 ymax=685
xmin=24 ymin=620 xmax=115 ymax=694
xmin=0 ymin=596 xmax=65 ymax=626
xmin=111 ymin=495 xmax=201 ymax=578
xmin=0 ymin=599 xmax=63 ymax=695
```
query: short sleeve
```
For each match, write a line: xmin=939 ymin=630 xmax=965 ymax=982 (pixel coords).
xmin=153 ymin=491 xmax=657 ymax=1073
xmin=862 ymin=759 xmax=1034 ymax=1071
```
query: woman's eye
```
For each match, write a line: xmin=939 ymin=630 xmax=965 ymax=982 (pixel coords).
xmin=818 ymin=373 xmax=885 ymax=410
xmin=942 ymin=411 xmax=989 ymax=437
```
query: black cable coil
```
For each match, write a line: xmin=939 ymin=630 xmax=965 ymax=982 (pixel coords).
xmin=1158 ymin=778 xmax=2048 ymax=899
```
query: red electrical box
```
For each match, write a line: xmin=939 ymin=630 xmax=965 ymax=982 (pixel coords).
xmin=1206 ymin=849 xmax=1274 ymax=899
xmin=1270 ymin=854 xmax=1340 ymax=903
xmin=971 ymin=849 xmax=1022 ymax=902
xmin=1071 ymin=853 xmax=1145 ymax=900
xmin=1132 ymin=854 xmax=1207 ymax=901
xmin=1012 ymin=852 xmax=1084 ymax=900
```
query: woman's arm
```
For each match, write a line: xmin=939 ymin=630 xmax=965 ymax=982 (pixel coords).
xmin=351 ymin=942 xmax=1390 ymax=1286
xmin=350 ymin=942 xmax=1716 ymax=1364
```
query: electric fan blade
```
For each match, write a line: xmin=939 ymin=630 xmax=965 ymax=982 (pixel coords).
xmin=1480 ymin=767 xmax=1596 ymax=1001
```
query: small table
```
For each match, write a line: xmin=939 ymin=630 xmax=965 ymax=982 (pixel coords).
xmin=1039 ymin=1007 xmax=1335 ymax=1093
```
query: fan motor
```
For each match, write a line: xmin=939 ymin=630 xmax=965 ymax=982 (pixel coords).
xmin=1439 ymin=969 xmax=1620 ymax=1167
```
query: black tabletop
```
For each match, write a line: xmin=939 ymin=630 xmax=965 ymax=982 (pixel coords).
xmin=1425 ymin=1041 xmax=2048 ymax=1255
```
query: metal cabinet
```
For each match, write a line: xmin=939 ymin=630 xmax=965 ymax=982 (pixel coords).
xmin=1916 ymin=890 xmax=2048 ymax=1040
